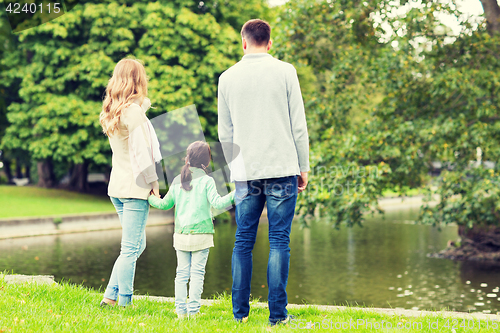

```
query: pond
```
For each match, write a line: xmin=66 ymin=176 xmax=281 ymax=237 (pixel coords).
xmin=1 ymin=207 xmax=500 ymax=314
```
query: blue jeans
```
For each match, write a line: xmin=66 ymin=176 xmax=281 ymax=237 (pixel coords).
xmin=103 ymin=197 xmax=149 ymax=306
xmin=232 ymin=176 xmax=298 ymax=324
xmin=175 ymin=248 xmax=210 ymax=315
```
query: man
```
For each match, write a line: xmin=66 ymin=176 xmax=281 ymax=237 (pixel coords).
xmin=217 ymin=19 xmax=310 ymax=325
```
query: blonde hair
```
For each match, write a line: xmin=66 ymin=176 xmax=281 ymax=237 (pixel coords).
xmin=100 ymin=58 xmax=148 ymax=136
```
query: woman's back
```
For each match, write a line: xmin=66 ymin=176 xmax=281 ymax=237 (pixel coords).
xmin=108 ymin=102 xmax=155 ymax=200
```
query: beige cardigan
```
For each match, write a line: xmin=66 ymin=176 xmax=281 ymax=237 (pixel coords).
xmin=107 ymin=101 xmax=158 ymax=200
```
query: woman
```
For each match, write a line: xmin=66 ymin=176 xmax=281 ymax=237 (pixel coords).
xmin=99 ymin=58 xmax=161 ymax=307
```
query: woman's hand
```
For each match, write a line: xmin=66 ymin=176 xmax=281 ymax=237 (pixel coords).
xmin=151 ymin=180 xmax=160 ymax=198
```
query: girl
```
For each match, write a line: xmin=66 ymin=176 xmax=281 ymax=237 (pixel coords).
xmin=148 ymin=141 xmax=234 ymax=318
xmin=99 ymin=58 xmax=161 ymax=307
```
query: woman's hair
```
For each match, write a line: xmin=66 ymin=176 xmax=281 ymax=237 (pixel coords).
xmin=181 ymin=141 xmax=212 ymax=191
xmin=100 ymin=58 xmax=148 ymax=136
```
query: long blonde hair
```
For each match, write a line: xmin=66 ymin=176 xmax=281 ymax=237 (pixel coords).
xmin=100 ymin=58 xmax=148 ymax=136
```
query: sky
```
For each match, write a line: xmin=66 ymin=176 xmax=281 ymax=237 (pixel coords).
xmin=267 ymin=0 xmax=486 ymax=36
xmin=267 ymin=0 xmax=484 ymax=14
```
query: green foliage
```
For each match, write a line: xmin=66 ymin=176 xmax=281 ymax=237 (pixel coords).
xmin=421 ymin=167 xmax=500 ymax=228
xmin=377 ymin=20 xmax=500 ymax=229
xmin=0 ymin=0 xmax=270 ymax=183
xmin=273 ymin=0 xmax=397 ymax=227
xmin=275 ymin=0 xmax=500 ymax=232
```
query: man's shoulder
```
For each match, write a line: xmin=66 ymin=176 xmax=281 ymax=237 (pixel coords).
xmin=274 ymin=58 xmax=297 ymax=73
xmin=220 ymin=56 xmax=295 ymax=80
xmin=219 ymin=61 xmax=245 ymax=82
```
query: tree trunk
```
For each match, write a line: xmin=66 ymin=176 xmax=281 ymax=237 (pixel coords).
xmin=24 ymin=162 xmax=30 ymax=181
xmin=15 ymin=161 xmax=22 ymax=178
xmin=37 ymin=160 xmax=55 ymax=188
xmin=480 ymin=0 xmax=500 ymax=34
xmin=2 ymin=159 xmax=13 ymax=184
xmin=69 ymin=162 xmax=89 ymax=192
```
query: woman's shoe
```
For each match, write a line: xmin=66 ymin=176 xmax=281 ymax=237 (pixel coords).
xmin=100 ymin=298 xmax=116 ymax=307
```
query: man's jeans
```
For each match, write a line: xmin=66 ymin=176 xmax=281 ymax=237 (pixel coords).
xmin=232 ymin=176 xmax=298 ymax=323
xmin=175 ymin=248 xmax=210 ymax=315
xmin=103 ymin=197 xmax=149 ymax=306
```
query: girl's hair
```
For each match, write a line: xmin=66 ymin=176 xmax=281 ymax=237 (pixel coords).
xmin=181 ymin=141 xmax=212 ymax=191
xmin=100 ymin=58 xmax=148 ymax=136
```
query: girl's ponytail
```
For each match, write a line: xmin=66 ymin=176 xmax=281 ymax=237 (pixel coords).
xmin=180 ymin=161 xmax=193 ymax=191
xmin=180 ymin=141 xmax=211 ymax=191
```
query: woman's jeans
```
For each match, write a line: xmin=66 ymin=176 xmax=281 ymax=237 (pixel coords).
xmin=232 ymin=176 xmax=298 ymax=324
xmin=175 ymin=248 xmax=210 ymax=315
xmin=103 ymin=197 xmax=149 ymax=306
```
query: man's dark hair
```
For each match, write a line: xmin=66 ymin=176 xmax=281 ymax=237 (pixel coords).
xmin=241 ymin=19 xmax=271 ymax=47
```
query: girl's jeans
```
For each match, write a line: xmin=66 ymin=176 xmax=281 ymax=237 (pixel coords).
xmin=103 ymin=197 xmax=149 ymax=306
xmin=175 ymin=248 xmax=210 ymax=315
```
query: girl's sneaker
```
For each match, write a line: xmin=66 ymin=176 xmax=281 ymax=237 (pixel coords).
xmin=189 ymin=312 xmax=201 ymax=319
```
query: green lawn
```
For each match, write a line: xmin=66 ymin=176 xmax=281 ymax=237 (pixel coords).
xmin=0 ymin=184 xmax=426 ymax=219
xmin=1 ymin=278 xmax=496 ymax=332
xmin=0 ymin=186 xmax=115 ymax=219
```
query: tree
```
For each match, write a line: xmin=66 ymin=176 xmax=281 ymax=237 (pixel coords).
xmin=0 ymin=8 xmax=28 ymax=185
xmin=479 ymin=0 xmax=500 ymax=33
xmin=272 ymin=0 xmax=397 ymax=227
xmin=275 ymin=0 xmax=500 ymax=259
xmin=1 ymin=0 xmax=270 ymax=191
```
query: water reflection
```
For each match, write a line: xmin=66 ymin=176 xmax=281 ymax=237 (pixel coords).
xmin=1 ymin=208 xmax=500 ymax=314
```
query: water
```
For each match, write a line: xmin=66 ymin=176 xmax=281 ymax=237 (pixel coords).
xmin=1 ymin=208 xmax=500 ymax=314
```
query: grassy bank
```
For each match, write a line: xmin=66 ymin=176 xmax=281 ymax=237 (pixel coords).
xmin=0 ymin=183 xmax=426 ymax=220
xmin=0 ymin=186 xmax=114 ymax=219
xmin=1 ymin=278 xmax=499 ymax=332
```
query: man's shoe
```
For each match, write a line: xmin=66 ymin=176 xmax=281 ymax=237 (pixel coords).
xmin=270 ymin=315 xmax=295 ymax=326
xmin=234 ymin=316 xmax=249 ymax=323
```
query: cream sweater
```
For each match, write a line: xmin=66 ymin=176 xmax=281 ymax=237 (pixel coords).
xmin=218 ymin=53 xmax=310 ymax=181
xmin=107 ymin=100 xmax=159 ymax=200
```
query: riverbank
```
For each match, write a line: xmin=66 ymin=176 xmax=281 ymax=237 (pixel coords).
xmin=2 ymin=275 xmax=498 ymax=332
xmin=0 ymin=209 xmax=173 ymax=240
xmin=0 ymin=195 xmax=435 ymax=240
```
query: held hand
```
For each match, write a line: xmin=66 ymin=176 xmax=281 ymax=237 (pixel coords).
xmin=298 ymin=171 xmax=308 ymax=193
xmin=151 ymin=180 xmax=160 ymax=198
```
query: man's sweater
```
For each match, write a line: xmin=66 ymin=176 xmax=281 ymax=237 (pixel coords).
xmin=217 ymin=53 xmax=310 ymax=182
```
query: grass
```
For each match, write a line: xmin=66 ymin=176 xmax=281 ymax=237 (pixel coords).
xmin=0 ymin=186 xmax=114 ymax=219
xmin=0 ymin=182 xmax=428 ymax=219
xmin=1 ymin=278 xmax=499 ymax=332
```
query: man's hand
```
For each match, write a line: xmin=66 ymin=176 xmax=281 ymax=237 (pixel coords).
xmin=298 ymin=171 xmax=308 ymax=193
xmin=151 ymin=180 xmax=160 ymax=198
